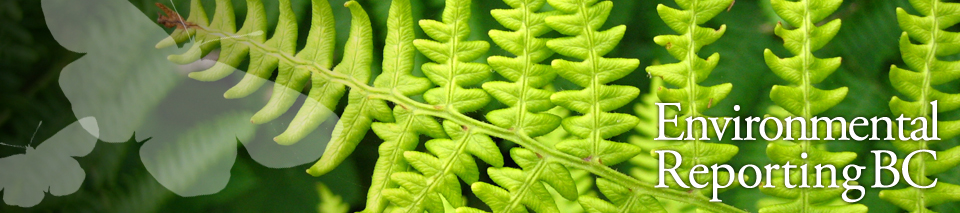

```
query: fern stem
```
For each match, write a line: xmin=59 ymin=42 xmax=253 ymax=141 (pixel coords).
xmin=684 ymin=0 xmax=704 ymax=189
xmin=912 ymin=0 xmax=938 ymax=210
xmin=188 ymin=26 xmax=746 ymax=213
xmin=799 ymin=0 xmax=814 ymax=211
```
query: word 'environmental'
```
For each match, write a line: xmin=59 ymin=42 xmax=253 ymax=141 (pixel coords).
xmin=655 ymin=101 xmax=941 ymax=141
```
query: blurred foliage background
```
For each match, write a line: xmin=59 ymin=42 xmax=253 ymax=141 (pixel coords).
xmin=1 ymin=0 xmax=959 ymax=212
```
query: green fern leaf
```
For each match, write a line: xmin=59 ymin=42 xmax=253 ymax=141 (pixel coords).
xmin=645 ymin=0 xmax=740 ymax=201
xmin=415 ymin=0 xmax=491 ymax=112
xmin=627 ymin=78 xmax=694 ymax=212
xmin=760 ymin=0 xmax=867 ymax=212
xmin=165 ymin=0 xmax=229 ymax=64
xmin=469 ymin=148 xmax=578 ymax=213
xmin=155 ymin=0 xmax=208 ymax=49
xmin=152 ymin=0 xmax=755 ymax=212
xmin=366 ymin=107 xmax=445 ymax=213
xmin=578 ymin=178 xmax=667 ymax=213
xmin=376 ymin=0 xmax=502 ymax=211
xmin=220 ymin=0 xmax=294 ymax=99
xmin=317 ymin=183 xmax=350 ymax=213
xmin=362 ymin=0 xmax=437 ymax=212
xmin=186 ymin=0 xmax=267 ymax=82
xmin=545 ymin=0 xmax=642 ymax=166
xmin=483 ymin=0 xmax=560 ymax=138
xmin=467 ymin=1 xmax=580 ymax=212
xmin=249 ymin=0 xmax=303 ymax=125
xmin=374 ymin=0 xmax=433 ymax=96
xmin=273 ymin=0 xmax=340 ymax=144
xmin=158 ymin=0 xmax=387 ymax=176
xmin=308 ymin=1 xmax=393 ymax=176
xmin=880 ymin=0 xmax=960 ymax=212
xmin=382 ymin=121 xmax=504 ymax=213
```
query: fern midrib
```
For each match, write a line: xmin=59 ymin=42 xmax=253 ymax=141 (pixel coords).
xmin=616 ymin=191 xmax=642 ymax=213
xmin=191 ymin=27 xmax=746 ymax=213
xmin=370 ymin=0 xmax=416 ymax=205
xmin=444 ymin=7 xmax=465 ymax=111
xmin=405 ymin=127 xmax=473 ymax=213
xmin=492 ymin=4 xmax=551 ymax=212
xmin=346 ymin=23 xmax=368 ymax=79
xmin=575 ymin=0 xmax=604 ymax=159
xmin=517 ymin=3 xmax=533 ymax=134
xmin=330 ymin=95 xmax=372 ymax=155
xmin=914 ymin=0 xmax=940 ymax=211
xmin=371 ymin=115 xmax=419 ymax=207
xmin=502 ymin=159 xmax=549 ymax=212
xmin=800 ymin=0 xmax=814 ymax=211
xmin=685 ymin=0 xmax=704 ymax=193
xmin=388 ymin=24 xmax=412 ymax=90
xmin=305 ymin=14 xmax=334 ymax=68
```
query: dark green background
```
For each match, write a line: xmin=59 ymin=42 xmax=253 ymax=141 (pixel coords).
xmin=1 ymin=0 xmax=958 ymax=212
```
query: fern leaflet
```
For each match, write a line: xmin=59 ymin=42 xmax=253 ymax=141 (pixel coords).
xmin=363 ymin=0 xmax=436 ymax=212
xmin=645 ymin=0 xmax=739 ymax=204
xmin=545 ymin=0 xmax=642 ymax=167
xmin=760 ymin=0 xmax=867 ymax=212
xmin=880 ymin=0 xmax=960 ymax=211
xmin=460 ymin=0 xmax=580 ymax=212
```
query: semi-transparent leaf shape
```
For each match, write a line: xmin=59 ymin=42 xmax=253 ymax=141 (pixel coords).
xmin=0 ymin=117 xmax=99 ymax=207
xmin=42 ymin=0 xmax=338 ymax=197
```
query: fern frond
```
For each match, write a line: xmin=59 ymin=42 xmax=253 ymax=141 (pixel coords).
xmin=250 ymin=0 xmax=306 ymax=125
xmin=627 ymin=78 xmax=693 ymax=212
xmin=377 ymin=0 xmax=502 ymax=212
xmin=545 ymin=0 xmax=642 ymax=166
xmin=317 ymin=183 xmax=350 ymax=213
xmin=760 ymin=0 xmax=867 ymax=212
xmin=272 ymin=0 xmax=339 ymax=143
xmin=460 ymin=1 xmax=579 ymax=212
xmin=362 ymin=0 xmax=437 ymax=212
xmin=483 ymin=0 xmax=560 ymax=138
xmin=578 ymin=178 xmax=667 ymax=213
xmin=415 ymin=0 xmax=491 ymax=112
xmin=306 ymin=1 xmax=396 ymax=176
xmin=880 ymin=0 xmax=960 ymax=211
xmin=382 ymin=121 xmax=504 ymax=213
xmin=163 ymin=0 xmax=227 ymax=63
xmin=155 ymin=0 xmax=749 ymax=212
xmin=629 ymin=78 xmax=680 ymax=184
xmin=366 ymin=108 xmax=445 ymax=213
xmin=645 ymin=0 xmax=740 ymax=201
xmin=155 ymin=0 xmax=208 ymax=49
xmin=468 ymin=147 xmax=578 ymax=213
xmin=219 ymin=0 xmax=276 ymax=99
xmin=157 ymin=0 xmax=391 ymax=176
xmin=187 ymin=0 xmax=267 ymax=82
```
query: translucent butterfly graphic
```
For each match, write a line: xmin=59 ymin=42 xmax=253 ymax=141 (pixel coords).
xmin=43 ymin=0 xmax=339 ymax=197
xmin=0 ymin=117 xmax=99 ymax=207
